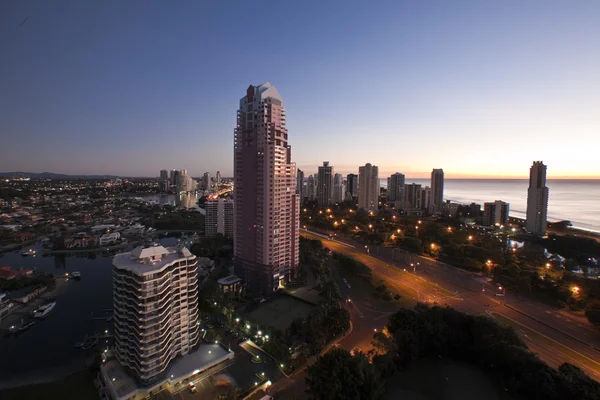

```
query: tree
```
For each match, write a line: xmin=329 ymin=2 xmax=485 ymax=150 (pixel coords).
xmin=585 ymin=301 xmax=600 ymax=326
xmin=306 ymin=348 xmax=385 ymax=400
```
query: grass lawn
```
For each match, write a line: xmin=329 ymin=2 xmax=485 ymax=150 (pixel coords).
xmin=0 ymin=369 xmax=99 ymax=400
xmin=387 ymin=358 xmax=514 ymax=400
xmin=247 ymin=295 xmax=314 ymax=331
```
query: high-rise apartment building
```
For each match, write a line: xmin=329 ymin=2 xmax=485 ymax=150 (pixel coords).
xmin=483 ymin=200 xmax=510 ymax=226
xmin=333 ymin=173 xmax=344 ymax=203
xmin=297 ymin=168 xmax=304 ymax=196
xmin=159 ymin=169 xmax=169 ymax=191
xmin=526 ymin=161 xmax=549 ymax=235
xmin=176 ymin=170 xmax=194 ymax=193
xmin=205 ymin=199 xmax=234 ymax=238
xmin=317 ymin=162 xmax=334 ymax=206
xmin=346 ymin=173 xmax=358 ymax=201
xmin=112 ymin=245 xmax=200 ymax=384
xmin=202 ymin=172 xmax=211 ymax=190
xmin=387 ymin=173 xmax=405 ymax=203
xmin=216 ymin=171 xmax=221 ymax=186
xmin=430 ymin=169 xmax=444 ymax=213
xmin=417 ymin=186 xmax=431 ymax=210
xmin=404 ymin=183 xmax=422 ymax=209
xmin=233 ymin=83 xmax=300 ymax=295
xmin=306 ymin=175 xmax=316 ymax=201
xmin=358 ymin=163 xmax=379 ymax=211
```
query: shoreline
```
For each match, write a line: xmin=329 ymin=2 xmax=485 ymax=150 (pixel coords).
xmin=45 ymin=241 xmax=139 ymax=255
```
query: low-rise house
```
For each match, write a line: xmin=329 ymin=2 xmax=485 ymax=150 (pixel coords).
xmin=99 ymin=232 xmax=120 ymax=246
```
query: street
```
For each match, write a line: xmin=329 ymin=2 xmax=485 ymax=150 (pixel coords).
xmin=301 ymin=230 xmax=600 ymax=382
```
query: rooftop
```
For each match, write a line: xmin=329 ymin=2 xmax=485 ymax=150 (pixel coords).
xmin=218 ymin=275 xmax=242 ymax=285
xmin=101 ymin=344 xmax=233 ymax=400
xmin=113 ymin=245 xmax=195 ymax=276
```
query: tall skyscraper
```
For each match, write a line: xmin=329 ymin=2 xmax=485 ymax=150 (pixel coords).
xmin=233 ymin=83 xmax=299 ymax=295
xmin=317 ymin=162 xmax=334 ymax=206
xmin=159 ymin=169 xmax=169 ymax=191
xmin=216 ymin=170 xmax=222 ymax=186
xmin=297 ymin=168 xmax=304 ymax=196
xmin=202 ymin=172 xmax=211 ymax=190
xmin=417 ymin=186 xmax=431 ymax=210
xmin=483 ymin=200 xmax=510 ymax=226
xmin=430 ymin=168 xmax=444 ymax=214
xmin=307 ymin=174 xmax=316 ymax=201
xmin=404 ymin=183 xmax=422 ymax=209
xmin=526 ymin=161 xmax=549 ymax=235
xmin=346 ymin=173 xmax=358 ymax=200
xmin=205 ymin=199 xmax=234 ymax=237
xmin=358 ymin=163 xmax=379 ymax=211
xmin=333 ymin=173 xmax=344 ymax=203
xmin=112 ymin=245 xmax=199 ymax=384
xmin=387 ymin=172 xmax=405 ymax=203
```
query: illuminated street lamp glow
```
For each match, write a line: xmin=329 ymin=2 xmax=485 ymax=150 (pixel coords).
xmin=468 ymin=235 xmax=473 ymax=240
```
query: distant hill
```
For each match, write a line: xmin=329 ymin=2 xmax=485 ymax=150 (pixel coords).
xmin=0 ymin=172 xmax=121 ymax=180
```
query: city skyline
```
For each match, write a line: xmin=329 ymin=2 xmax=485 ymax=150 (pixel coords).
xmin=1 ymin=1 xmax=599 ymax=178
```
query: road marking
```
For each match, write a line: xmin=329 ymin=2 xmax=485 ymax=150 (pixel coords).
xmin=488 ymin=311 xmax=600 ymax=369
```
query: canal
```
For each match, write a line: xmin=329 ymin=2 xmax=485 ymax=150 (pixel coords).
xmin=0 ymin=238 xmax=177 ymax=388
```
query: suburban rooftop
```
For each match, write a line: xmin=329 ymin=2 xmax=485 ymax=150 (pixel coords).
xmin=113 ymin=244 xmax=195 ymax=275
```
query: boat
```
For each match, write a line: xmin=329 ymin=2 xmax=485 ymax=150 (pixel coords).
xmin=21 ymin=249 xmax=36 ymax=257
xmin=34 ymin=302 xmax=56 ymax=318
xmin=72 ymin=270 xmax=81 ymax=280
xmin=81 ymin=336 xmax=98 ymax=350
xmin=8 ymin=320 xmax=35 ymax=334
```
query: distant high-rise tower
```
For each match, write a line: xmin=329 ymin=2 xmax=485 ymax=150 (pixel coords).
xmin=307 ymin=175 xmax=316 ymax=201
xmin=346 ymin=173 xmax=358 ymax=201
xmin=159 ymin=169 xmax=169 ymax=191
xmin=205 ymin=199 xmax=234 ymax=238
xmin=333 ymin=173 xmax=344 ymax=203
xmin=233 ymin=83 xmax=299 ymax=295
xmin=112 ymin=245 xmax=199 ymax=384
xmin=404 ymin=183 xmax=422 ymax=209
xmin=202 ymin=172 xmax=211 ymax=190
xmin=358 ymin=163 xmax=379 ymax=211
xmin=430 ymin=169 xmax=444 ymax=213
xmin=297 ymin=168 xmax=304 ymax=196
xmin=387 ymin=173 xmax=405 ymax=203
xmin=526 ymin=161 xmax=549 ymax=235
xmin=216 ymin=170 xmax=222 ymax=186
xmin=317 ymin=162 xmax=334 ymax=206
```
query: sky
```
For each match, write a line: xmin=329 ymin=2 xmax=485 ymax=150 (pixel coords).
xmin=1 ymin=1 xmax=599 ymax=179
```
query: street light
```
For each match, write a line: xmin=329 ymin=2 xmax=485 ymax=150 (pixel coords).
xmin=468 ymin=235 xmax=473 ymax=241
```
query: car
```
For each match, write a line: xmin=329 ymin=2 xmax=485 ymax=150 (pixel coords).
xmin=188 ymin=382 xmax=197 ymax=393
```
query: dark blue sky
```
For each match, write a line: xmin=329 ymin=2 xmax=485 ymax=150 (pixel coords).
xmin=1 ymin=1 xmax=598 ymax=178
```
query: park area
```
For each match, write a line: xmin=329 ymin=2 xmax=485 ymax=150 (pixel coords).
xmin=247 ymin=295 xmax=314 ymax=331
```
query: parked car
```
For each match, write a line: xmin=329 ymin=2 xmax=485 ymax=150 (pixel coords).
xmin=188 ymin=382 xmax=197 ymax=393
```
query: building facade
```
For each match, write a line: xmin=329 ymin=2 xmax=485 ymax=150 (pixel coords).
xmin=216 ymin=171 xmax=221 ymax=186
xmin=430 ymin=168 xmax=444 ymax=214
xmin=526 ymin=161 xmax=549 ymax=235
xmin=387 ymin=173 xmax=405 ymax=203
xmin=306 ymin=175 xmax=316 ymax=202
xmin=205 ymin=199 xmax=234 ymax=238
xmin=346 ymin=173 xmax=358 ymax=201
xmin=202 ymin=172 xmax=211 ymax=191
xmin=358 ymin=163 xmax=379 ymax=211
xmin=233 ymin=83 xmax=300 ymax=295
xmin=297 ymin=168 xmax=304 ymax=197
xmin=403 ymin=183 xmax=422 ymax=209
xmin=333 ymin=173 xmax=344 ymax=203
xmin=317 ymin=162 xmax=334 ymax=206
xmin=112 ymin=245 xmax=199 ymax=385
xmin=483 ymin=200 xmax=510 ymax=226
xmin=159 ymin=170 xmax=169 ymax=192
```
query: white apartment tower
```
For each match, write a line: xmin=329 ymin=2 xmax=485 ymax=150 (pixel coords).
xmin=233 ymin=83 xmax=300 ymax=295
xmin=526 ymin=161 xmax=549 ymax=235
xmin=358 ymin=163 xmax=379 ymax=211
xmin=205 ymin=199 xmax=234 ymax=238
xmin=333 ymin=173 xmax=344 ymax=203
xmin=112 ymin=245 xmax=199 ymax=385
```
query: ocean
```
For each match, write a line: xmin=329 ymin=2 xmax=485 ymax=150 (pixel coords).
xmin=379 ymin=179 xmax=600 ymax=233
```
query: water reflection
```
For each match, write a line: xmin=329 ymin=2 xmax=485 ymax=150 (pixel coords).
xmin=140 ymin=192 xmax=202 ymax=210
